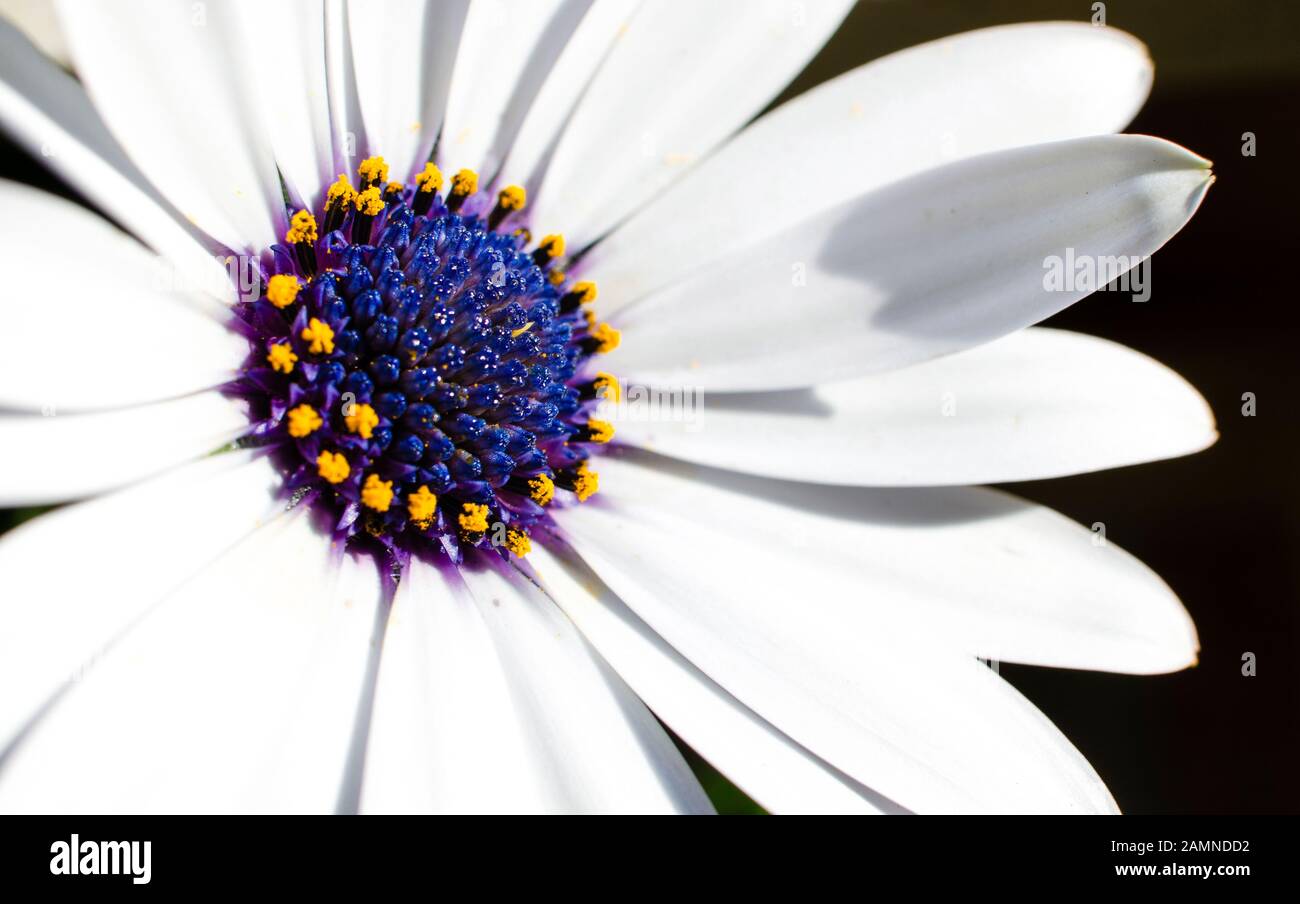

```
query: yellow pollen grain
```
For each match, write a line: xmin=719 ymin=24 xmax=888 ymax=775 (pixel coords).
xmin=572 ymin=281 xmax=597 ymax=304
xmin=285 ymin=210 xmax=318 ymax=244
xmin=326 ymin=173 xmax=356 ymax=207
xmin=354 ymin=186 xmax=385 ymax=216
xmin=266 ymin=343 xmax=298 ymax=374
xmin=593 ymin=372 xmax=621 ymax=402
xmin=266 ymin=273 xmax=302 ymax=309
xmin=497 ymin=184 xmax=526 ymax=211
xmin=344 ymin=403 xmax=379 ymax=440
xmin=358 ymin=155 xmax=388 ymax=185
xmin=583 ymin=309 xmax=597 ymax=330
xmin=316 ymin=450 xmax=350 ymax=484
xmin=384 ymin=181 xmax=404 ymax=196
xmin=585 ymin=418 xmax=615 ymax=444
xmin=572 ymin=462 xmax=598 ymax=502
xmin=505 ymin=528 xmax=531 ymax=558
xmin=286 ymin=403 xmax=322 ymax=438
xmin=537 ymin=233 xmax=564 ymax=259
xmin=528 ymin=473 xmax=555 ymax=506
xmin=590 ymin=322 xmax=620 ymax=353
xmin=301 ymin=317 xmax=335 ymax=355
xmin=451 ymin=168 xmax=478 ymax=197
xmin=458 ymin=502 xmax=490 ymax=534
xmin=415 ymin=162 xmax=444 ymax=193
xmin=360 ymin=473 xmax=395 ymax=512
xmin=548 ymin=269 xmax=567 ymax=286
xmin=407 ymin=484 xmax=438 ymax=527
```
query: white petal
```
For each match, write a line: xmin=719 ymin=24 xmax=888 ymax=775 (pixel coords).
xmin=0 ymin=181 xmax=246 ymax=410
xmin=0 ymin=0 xmax=69 ymax=65
xmin=548 ymin=451 xmax=1200 ymax=810
xmin=605 ymin=134 xmax=1213 ymax=391
xmin=580 ymin=449 xmax=1198 ymax=674
xmin=496 ymin=0 xmax=638 ymax=188
xmin=361 ymin=558 xmax=710 ymax=814
xmin=0 ymin=18 xmax=227 ymax=285
xmin=0 ymin=509 xmax=384 ymax=814
xmin=347 ymin=0 xmax=469 ymax=182
xmin=239 ymin=0 xmax=335 ymax=209
xmin=611 ymin=328 xmax=1216 ymax=486
xmin=590 ymin=22 xmax=1155 ymax=307
xmin=55 ymin=0 xmax=285 ymax=252
xmin=440 ymin=0 xmax=586 ymax=178
xmin=0 ymin=451 xmax=280 ymax=762
xmin=528 ymin=0 xmax=855 ymax=249
xmin=0 ymin=391 xmax=250 ymax=505
xmin=529 ymin=542 xmax=900 ymax=814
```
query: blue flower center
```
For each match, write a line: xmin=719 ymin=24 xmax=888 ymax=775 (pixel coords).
xmin=231 ymin=157 xmax=618 ymax=564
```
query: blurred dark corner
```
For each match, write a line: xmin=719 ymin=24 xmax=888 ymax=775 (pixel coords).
xmin=1 ymin=0 xmax=1297 ymax=814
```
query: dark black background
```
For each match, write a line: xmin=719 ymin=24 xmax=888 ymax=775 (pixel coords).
xmin=2 ymin=0 xmax=1297 ymax=814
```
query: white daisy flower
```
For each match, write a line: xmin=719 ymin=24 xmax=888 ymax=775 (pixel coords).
xmin=0 ymin=1 xmax=1214 ymax=814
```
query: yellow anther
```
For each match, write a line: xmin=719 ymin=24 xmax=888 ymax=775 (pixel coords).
xmin=358 ymin=155 xmax=389 ymax=186
xmin=572 ymin=462 xmax=598 ymax=502
xmin=593 ymin=372 xmax=621 ymax=402
xmin=317 ymin=450 xmax=350 ymax=484
xmin=286 ymin=403 xmax=323 ymax=438
xmin=497 ymin=184 xmax=526 ymax=211
xmin=361 ymin=473 xmax=394 ymax=512
xmin=266 ymin=273 xmax=302 ymax=309
xmin=384 ymin=180 xmax=404 ymax=196
xmin=504 ymin=528 xmax=531 ymax=558
xmin=407 ymin=485 xmax=439 ymax=528
xmin=514 ymin=227 xmax=533 ymax=244
xmin=414 ymin=162 xmax=444 ymax=193
xmin=583 ymin=309 xmax=597 ymax=330
xmin=548 ymin=268 xmax=567 ymax=286
xmin=589 ymin=322 xmax=621 ymax=353
xmin=300 ymin=317 xmax=335 ymax=355
xmin=285 ymin=210 xmax=318 ymax=245
xmin=511 ymin=321 xmax=535 ymax=339
xmin=266 ymin=343 xmax=298 ymax=374
xmin=528 ymin=473 xmax=555 ymax=506
xmin=458 ymin=502 xmax=490 ymax=534
xmin=584 ymin=418 xmax=615 ymax=444
xmin=571 ymin=281 xmax=597 ymax=304
xmin=344 ymin=402 xmax=379 ymax=440
xmin=326 ymin=173 xmax=356 ymax=207
xmin=354 ymin=186 xmax=385 ymax=216
xmin=537 ymin=234 xmax=564 ymax=259
xmin=450 ymin=168 xmax=478 ymax=197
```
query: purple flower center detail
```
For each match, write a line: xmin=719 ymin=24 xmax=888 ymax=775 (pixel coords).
xmin=227 ymin=158 xmax=617 ymax=566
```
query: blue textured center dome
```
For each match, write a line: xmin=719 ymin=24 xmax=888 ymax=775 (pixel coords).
xmin=230 ymin=156 xmax=619 ymax=565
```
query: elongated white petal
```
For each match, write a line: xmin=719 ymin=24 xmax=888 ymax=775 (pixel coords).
xmin=361 ymin=558 xmax=710 ymax=814
xmin=605 ymin=135 xmax=1213 ymax=391
xmin=347 ymin=0 xmax=468 ymax=182
xmin=612 ymin=328 xmax=1216 ymax=485
xmin=529 ymin=0 xmax=855 ymax=249
xmin=0 ymin=19 xmax=226 ymax=285
xmin=0 ymin=391 xmax=250 ymax=505
xmin=550 ymin=451 xmax=1201 ymax=810
xmin=0 ymin=450 xmax=282 ymax=754
xmin=529 ymin=542 xmax=900 ymax=814
xmin=441 ymin=0 xmax=587 ymax=178
xmin=590 ymin=22 xmax=1155 ymax=307
xmin=0 ymin=182 xmax=246 ymax=411
xmin=579 ymin=452 xmax=1199 ymax=674
xmin=496 ymin=0 xmax=638 ymax=187
xmin=0 ymin=510 xmax=384 ymax=814
xmin=54 ymin=0 xmax=285 ymax=252
xmin=239 ymin=0 xmax=335 ymax=209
